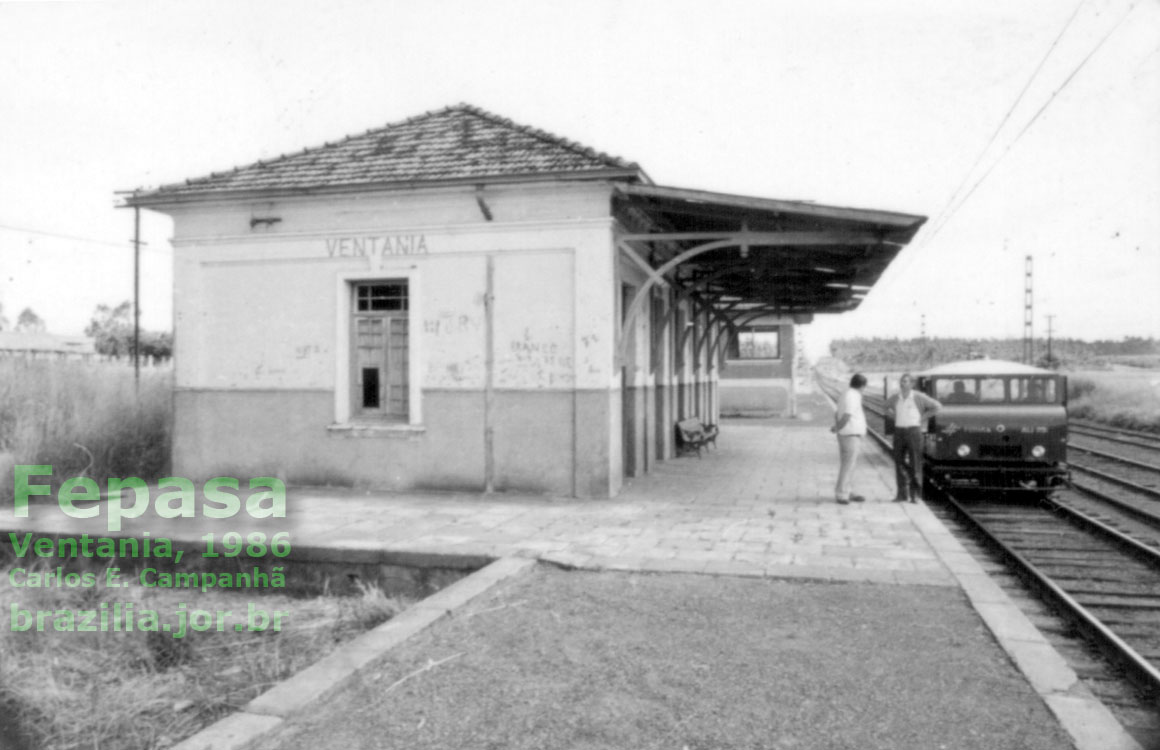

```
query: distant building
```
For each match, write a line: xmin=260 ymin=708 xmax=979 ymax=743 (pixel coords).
xmin=718 ymin=317 xmax=805 ymax=417
xmin=125 ymin=104 xmax=924 ymax=497
xmin=0 ymin=332 xmax=96 ymax=360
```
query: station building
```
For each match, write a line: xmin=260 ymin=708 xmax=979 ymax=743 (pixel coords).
xmin=126 ymin=105 xmax=925 ymax=498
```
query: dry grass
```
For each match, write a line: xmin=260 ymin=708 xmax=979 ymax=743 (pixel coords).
xmin=1068 ymin=370 xmax=1160 ymax=433
xmin=248 ymin=568 xmax=1074 ymax=750
xmin=0 ymin=359 xmax=172 ymax=502
xmin=0 ymin=563 xmax=408 ymax=750
xmin=0 ymin=359 xmax=417 ymax=747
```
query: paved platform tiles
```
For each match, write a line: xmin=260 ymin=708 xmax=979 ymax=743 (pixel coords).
xmin=284 ymin=417 xmax=946 ymax=585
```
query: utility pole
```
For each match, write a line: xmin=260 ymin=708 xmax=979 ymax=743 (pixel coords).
xmin=1046 ymin=314 xmax=1055 ymax=366
xmin=1023 ymin=255 xmax=1033 ymax=365
xmin=133 ymin=206 xmax=141 ymax=392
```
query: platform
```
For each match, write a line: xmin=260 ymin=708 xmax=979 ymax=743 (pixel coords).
xmin=1 ymin=391 xmax=1144 ymax=749
xmin=3 ymin=395 xmax=944 ymax=585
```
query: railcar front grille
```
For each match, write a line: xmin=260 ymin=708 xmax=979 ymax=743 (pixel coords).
xmin=979 ymin=445 xmax=1023 ymax=459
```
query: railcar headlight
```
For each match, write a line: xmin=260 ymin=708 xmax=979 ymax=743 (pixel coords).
xmin=956 ymin=444 xmax=971 ymax=457
xmin=1031 ymin=445 xmax=1046 ymax=458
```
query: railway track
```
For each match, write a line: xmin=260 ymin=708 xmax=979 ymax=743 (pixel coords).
xmin=927 ymin=502 xmax=1160 ymax=746
xmin=944 ymin=493 xmax=1160 ymax=699
xmin=1069 ymin=434 xmax=1160 ymax=498
xmin=1072 ymin=420 xmax=1160 ymax=450
xmin=849 ymin=382 xmax=1160 ymax=547
xmin=816 ymin=375 xmax=1160 ymax=736
xmin=850 ymin=382 xmax=1160 ymax=539
xmin=1066 ymin=476 xmax=1160 ymax=538
xmin=1066 ymin=423 xmax=1160 ymax=552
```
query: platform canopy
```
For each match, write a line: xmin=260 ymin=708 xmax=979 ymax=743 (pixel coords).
xmin=613 ymin=183 xmax=926 ymax=325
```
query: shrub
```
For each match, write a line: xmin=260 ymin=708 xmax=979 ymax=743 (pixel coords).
xmin=1067 ymin=376 xmax=1098 ymax=401
xmin=0 ymin=359 xmax=172 ymax=501
xmin=1068 ymin=372 xmax=1160 ymax=434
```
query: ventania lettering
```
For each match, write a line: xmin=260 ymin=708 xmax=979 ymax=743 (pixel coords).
xmin=9 ymin=532 xmax=174 ymax=560
xmin=326 ymin=235 xmax=428 ymax=258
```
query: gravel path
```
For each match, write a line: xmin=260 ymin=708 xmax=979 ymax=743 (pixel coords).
xmin=253 ymin=566 xmax=1075 ymax=750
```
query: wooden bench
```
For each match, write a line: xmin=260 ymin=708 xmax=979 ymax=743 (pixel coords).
xmin=675 ymin=418 xmax=719 ymax=458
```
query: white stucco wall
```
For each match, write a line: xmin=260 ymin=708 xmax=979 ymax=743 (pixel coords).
xmin=167 ymin=183 xmax=617 ymax=394
xmin=159 ymin=181 xmax=625 ymax=495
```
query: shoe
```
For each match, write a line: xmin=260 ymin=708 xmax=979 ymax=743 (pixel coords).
xmin=851 ymin=495 xmax=866 ymax=503
xmin=892 ymin=496 xmax=909 ymax=503
xmin=910 ymin=497 xmax=919 ymax=504
xmin=836 ymin=498 xmax=850 ymax=505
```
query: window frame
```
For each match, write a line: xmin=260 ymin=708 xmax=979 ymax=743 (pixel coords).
xmin=334 ymin=267 xmax=422 ymax=429
xmin=728 ymin=325 xmax=782 ymax=361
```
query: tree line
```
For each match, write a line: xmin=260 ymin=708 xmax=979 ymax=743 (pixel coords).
xmin=83 ymin=302 xmax=173 ymax=359
xmin=830 ymin=336 xmax=1160 ymax=370
xmin=0 ymin=299 xmax=172 ymax=360
xmin=0 ymin=302 xmax=47 ymax=333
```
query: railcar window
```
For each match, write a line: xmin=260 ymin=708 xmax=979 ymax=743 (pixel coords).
xmin=978 ymin=378 xmax=1006 ymax=402
xmin=1013 ymin=377 xmax=1057 ymax=403
xmin=935 ymin=378 xmax=979 ymax=404
xmin=934 ymin=376 xmax=1059 ymax=404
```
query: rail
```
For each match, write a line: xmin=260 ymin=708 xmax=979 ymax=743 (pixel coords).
xmin=816 ymin=372 xmax=1160 ymax=701
xmin=943 ymin=492 xmax=1160 ymax=700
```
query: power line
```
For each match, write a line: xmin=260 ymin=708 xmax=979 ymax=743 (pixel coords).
xmin=925 ymin=0 xmax=1139 ymax=243
xmin=0 ymin=222 xmax=169 ymax=253
xmin=924 ymin=0 xmax=1087 ymax=241
xmin=870 ymin=1 xmax=1095 ymax=297
xmin=0 ymin=222 xmax=129 ymax=248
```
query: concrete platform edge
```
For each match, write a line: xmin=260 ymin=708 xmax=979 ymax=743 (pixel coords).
xmin=540 ymin=552 xmax=959 ymax=587
xmin=171 ymin=556 xmax=537 ymax=750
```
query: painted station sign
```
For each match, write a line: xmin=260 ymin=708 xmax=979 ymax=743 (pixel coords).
xmin=325 ymin=234 xmax=429 ymax=258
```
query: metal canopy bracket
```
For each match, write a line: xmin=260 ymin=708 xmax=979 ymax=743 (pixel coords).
xmin=612 ymin=182 xmax=927 ymax=364
xmin=617 ymin=240 xmax=670 ymax=291
xmin=618 ymin=230 xmax=880 ymax=246
xmin=617 ymin=231 xmax=873 ymax=359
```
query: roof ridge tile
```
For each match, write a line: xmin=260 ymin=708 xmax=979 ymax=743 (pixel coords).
xmin=453 ymin=104 xmax=637 ymax=169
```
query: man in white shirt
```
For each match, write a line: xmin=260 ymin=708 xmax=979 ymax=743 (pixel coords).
xmin=830 ymin=373 xmax=868 ymax=505
xmin=885 ymin=373 xmax=942 ymax=503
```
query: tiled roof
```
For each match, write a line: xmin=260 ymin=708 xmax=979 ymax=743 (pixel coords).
xmin=132 ymin=104 xmax=642 ymax=202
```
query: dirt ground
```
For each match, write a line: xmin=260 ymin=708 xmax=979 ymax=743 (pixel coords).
xmin=252 ymin=566 xmax=1074 ymax=750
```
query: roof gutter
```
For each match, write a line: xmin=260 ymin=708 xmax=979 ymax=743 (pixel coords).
xmin=120 ymin=167 xmax=647 ymax=209
xmin=615 ymin=183 xmax=927 ymax=230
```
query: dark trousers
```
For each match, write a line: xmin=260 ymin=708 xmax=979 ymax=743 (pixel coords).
xmin=892 ymin=427 xmax=924 ymax=498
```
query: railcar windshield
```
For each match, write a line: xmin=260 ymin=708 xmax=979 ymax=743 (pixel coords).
xmin=931 ymin=376 xmax=1059 ymax=405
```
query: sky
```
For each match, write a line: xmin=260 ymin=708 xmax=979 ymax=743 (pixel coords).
xmin=1 ymin=0 xmax=1157 ymax=359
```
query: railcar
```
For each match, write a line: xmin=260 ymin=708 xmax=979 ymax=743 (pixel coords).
xmin=915 ymin=359 xmax=1069 ymax=493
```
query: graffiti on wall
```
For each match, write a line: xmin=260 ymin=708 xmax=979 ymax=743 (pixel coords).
xmin=499 ymin=328 xmax=574 ymax=388
xmin=424 ymin=310 xmax=485 ymax=387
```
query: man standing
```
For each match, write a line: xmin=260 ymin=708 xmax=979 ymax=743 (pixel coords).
xmin=830 ymin=373 xmax=868 ymax=505
xmin=885 ymin=373 xmax=941 ymax=503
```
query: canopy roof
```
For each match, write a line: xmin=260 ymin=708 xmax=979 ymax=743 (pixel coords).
xmin=121 ymin=103 xmax=926 ymax=322
xmin=613 ymin=184 xmax=926 ymax=317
